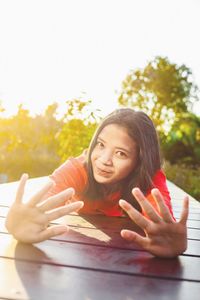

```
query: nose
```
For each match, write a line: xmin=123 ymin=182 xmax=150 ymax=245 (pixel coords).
xmin=99 ymin=150 xmax=113 ymax=166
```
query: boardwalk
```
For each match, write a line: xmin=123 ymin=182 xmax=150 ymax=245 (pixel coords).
xmin=0 ymin=177 xmax=200 ymax=300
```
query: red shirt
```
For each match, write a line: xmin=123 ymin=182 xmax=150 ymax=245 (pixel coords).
xmin=47 ymin=153 xmax=174 ymax=217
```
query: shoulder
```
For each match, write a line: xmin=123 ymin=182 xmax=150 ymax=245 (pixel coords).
xmin=146 ymin=169 xmax=174 ymax=218
xmin=152 ymin=169 xmax=167 ymax=186
xmin=51 ymin=151 xmax=88 ymax=188
xmin=68 ymin=153 xmax=88 ymax=185
xmin=151 ymin=169 xmax=171 ymax=200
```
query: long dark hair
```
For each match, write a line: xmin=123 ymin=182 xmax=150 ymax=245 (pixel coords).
xmin=83 ymin=108 xmax=161 ymax=209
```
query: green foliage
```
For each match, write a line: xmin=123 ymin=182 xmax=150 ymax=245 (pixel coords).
xmin=161 ymin=112 xmax=200 ymax=165
xmin=57 ymin=118 xmax=97 ymax=161
xmin=57 ymin=99 xmax=100 ymax=161
xmin=164 ymin=161 xmax=200 ymax=201
xmin=62 ymin=98 xmax=101 ymax=123
xmin=118 ymin=56 xmax=199 ymax=133
xmin=0 ymin=104 xmax=61 ymax=181
xmin=118 ymin=55 xmax=200 ymax=168
xmin=0 ymin=99 xmax=100 ymax=182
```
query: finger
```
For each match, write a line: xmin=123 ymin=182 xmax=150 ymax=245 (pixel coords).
xmin=28 ymin=180 xmax=55 ymax=207
xmin=179 ymin=196 xmax=189 ymax=225
xmin=15 ymin=173 xmax=29 ymax=204
xmin=121 ymin=229 xmax=148 ymax=249
xmin=38 ymin=188 xmax=75 ymax=212
xmin=119 ymin=199 xmax=149 ymax=230
xmin=132 ymin=188 xmax=161 ymax=223
xmin=37 ymin=225 xmax=69 ymax=242
xmin=46 ymin=201 xmax=84 ymax=221
xmin=151 ymin=188 xmax=174 ymax=222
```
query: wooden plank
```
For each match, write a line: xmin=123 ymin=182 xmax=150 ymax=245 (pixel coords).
xmin=49 ymin=230 xmax=200 ymax=256
xmin=2 ymin=213 xmax=200 ymax=246
xmin=50 ymin=229 xmax=200 ymax=256
xmin=0 ymin=176 xmax=49 ymax=206
xmin=2 ymin=214 xmax=200 ymax=242
xmin=1 ymin=224 xmax=200 ymax=256
xmin=1 ymin=234 xmax=200 ymax=281
xmin=1 ymin=257 xmax=200 ymax=300
xmin=0 ymin=214 xmax=145 ymax=235
xmin=1 ymin=212 xmax=143 ymax=231
xmin=187 ymin=228 xmax=200 ymax=240
xmin=2 ymin=203 xmax=200 ymax=223
xmin=173 ymin=206 xmax=200 ymax=214
xmin=1 ymin=206 xmax=200 ymax=231
xmin=176 ymin=219 xmax=200 ymax=229
xmin=185 ymin=239 xmax=200 ymax=256
xmin=1 ymin=204 xmax=200 ymax=223
xmin=0 ymin=205 xmax=9 ymax=217
xmin=167 ymin=180 xmax=199 ymax=202
xmin=171 ymin=197 xmax=200 ymax=204
xmin=174 ymin=211 xmax=200 ymax=221
xmin=0 ymin=205 xmax=200 ymax=228
xmin=186 ymin=220 xmax=200 ymax=229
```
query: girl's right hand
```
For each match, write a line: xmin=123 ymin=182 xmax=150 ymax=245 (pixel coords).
xmin=5 ymin=174 xmax=84 ymax=244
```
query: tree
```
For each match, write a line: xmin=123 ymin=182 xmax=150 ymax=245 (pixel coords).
xmin=118 ymin=56 xmax=199 ymax=132
xmin=57 ymin=99 xmax=100 ymax=161
xmin=161 ymin=112 xmax=200 ymax=165
xmin=0 ymin=103 xmax=62 ymax=181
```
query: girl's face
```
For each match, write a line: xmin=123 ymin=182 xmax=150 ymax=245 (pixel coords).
xmin=91 ymin=124 xmax=138 ymax=185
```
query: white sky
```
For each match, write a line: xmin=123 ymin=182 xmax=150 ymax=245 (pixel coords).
xmin=0 ymin=0 xmax=200 ymax=118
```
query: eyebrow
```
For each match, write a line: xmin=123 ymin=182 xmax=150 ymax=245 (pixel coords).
xmin=97 ymin=136 xmax=134 ymax=154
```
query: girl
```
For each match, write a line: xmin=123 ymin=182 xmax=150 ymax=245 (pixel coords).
xmin=46 ymin=108 xmax=173 ymax=217
xmin=6 ymin=108 xmax=188 ymax=257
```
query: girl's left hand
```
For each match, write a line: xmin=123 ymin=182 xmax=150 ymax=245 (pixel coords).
xmin=119 ymin=188 xmax=189 ymax=258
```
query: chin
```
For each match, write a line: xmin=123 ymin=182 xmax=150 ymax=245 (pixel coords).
xmin=94 ymin=175 xmax=113 ymax=185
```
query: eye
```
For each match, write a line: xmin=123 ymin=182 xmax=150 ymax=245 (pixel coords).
xmin=96 ymin=141 xmax=104 ymax=149
xmin=116 ymin=151 xmax=127 ymax=158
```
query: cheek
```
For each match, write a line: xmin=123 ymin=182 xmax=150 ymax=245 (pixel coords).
xmin=91 ymin=150 xmax=97 ymax=165
xmin=116 ymin=159 xmax=136 ymax=176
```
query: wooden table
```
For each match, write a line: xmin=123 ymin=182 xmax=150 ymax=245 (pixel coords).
xmin=1 ymin=177 xmax=200 ymax=300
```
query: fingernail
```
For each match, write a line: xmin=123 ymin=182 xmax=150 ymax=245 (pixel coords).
xmin=68 ymin=187 xmax=75 ymax=195
xmin=119 ymin=199 xmax=126 ymax=206
xmin=132 ymin=187 xmax=140 ymax=194
xmin=78 ymin=201 xmax=84 ymax=208
xmin=21 ymin=173 xmax=29 ymax=180
xmin=119 ymin=199 xmax=130 ymax=210
xmin=121 ymin=229 xmax=130 ymax=238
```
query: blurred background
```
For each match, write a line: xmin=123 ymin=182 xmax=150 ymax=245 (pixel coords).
xmin=0 ymin=0 xmax=200 ymax=200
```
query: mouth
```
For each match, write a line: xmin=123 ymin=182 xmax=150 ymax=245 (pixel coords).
xmin=95 ymin=166 xmax=113 ymax=177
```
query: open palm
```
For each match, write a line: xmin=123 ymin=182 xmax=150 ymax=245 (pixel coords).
xmin=119 ymin=188 xmax=189 ymax=258
xmin=6 ymin=174 xmax=83 ymax=243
